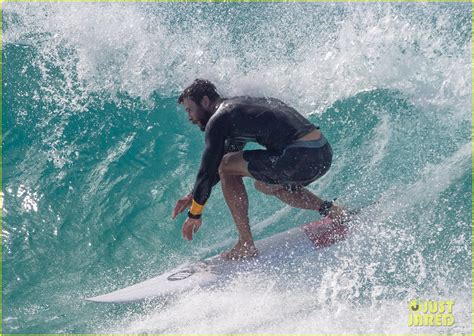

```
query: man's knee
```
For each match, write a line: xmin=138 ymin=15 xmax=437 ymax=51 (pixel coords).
xmin=219 ymin=152 xmax=244 ymax=177
xmin=254 ymin=180 xmax=285 ymax=195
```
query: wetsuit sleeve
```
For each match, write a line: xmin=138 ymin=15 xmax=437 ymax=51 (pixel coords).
xmin=189 ymin=119 xmax=228 ymax=215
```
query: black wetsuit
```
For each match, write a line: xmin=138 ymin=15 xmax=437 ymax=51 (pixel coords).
xmin=192 ymin=96 xmax=332 ymax=209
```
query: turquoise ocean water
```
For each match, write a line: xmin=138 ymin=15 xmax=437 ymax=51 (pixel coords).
xmin=2 ymin=2 xmax=472 ymax=333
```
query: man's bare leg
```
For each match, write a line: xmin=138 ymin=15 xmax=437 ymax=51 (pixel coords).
xmin=219 ymin=153 xmax=257 ymax=260
xmin=274 ymin=187 xmax=324 ymax=210
xmin=218 ymin=152 xmax=345 ymax=260
xmin=220 ymin=175 xmax=257 ymax=259
xmin=255 ymin=181 xmax=346 ymax=221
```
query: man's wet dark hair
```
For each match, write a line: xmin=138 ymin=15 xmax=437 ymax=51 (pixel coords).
xmin=178 ymin=79 xmax=221 ymax=105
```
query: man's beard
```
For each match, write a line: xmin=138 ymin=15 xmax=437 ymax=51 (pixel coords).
xmin=198 ymin=114 xmax=210 ymax=132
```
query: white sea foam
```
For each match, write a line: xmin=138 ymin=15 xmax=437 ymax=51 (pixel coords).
xmin=4 ymin=2 xmax=471 ymax=115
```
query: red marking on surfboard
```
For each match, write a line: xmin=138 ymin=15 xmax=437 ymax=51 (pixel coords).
xmin=301 ymin=216 xmax=349 ymax=249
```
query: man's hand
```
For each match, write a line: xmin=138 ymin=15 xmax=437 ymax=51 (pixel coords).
xmin=182 ymin=217 xmax=202 ymax=240
xmin=172 ymin=193 xmax=193 ymax=219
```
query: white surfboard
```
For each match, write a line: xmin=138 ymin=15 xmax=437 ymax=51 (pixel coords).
xmin=86 ymin=216 xmax=350 ymax=303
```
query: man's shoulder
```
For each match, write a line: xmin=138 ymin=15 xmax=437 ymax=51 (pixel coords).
xmin=223 ymin=96 xmax=279 ymax=104
xmin=205 ymin=97 xmax=258 ymax=133
xmin=204 ymin=103 xmax=232 ymax=134
xmin=217 ymin=96 xmax=247 ymax=110
xmin=219 ymin=96 xmax=284 ymax=111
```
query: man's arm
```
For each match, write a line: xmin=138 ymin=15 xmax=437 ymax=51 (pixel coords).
xmin=180 ymin=119 xmax=228 ymax=240
xmin=188 ymin=118 xmax=228 ymax=218
xmin=171 ymin=131 xmax=242 ymax=222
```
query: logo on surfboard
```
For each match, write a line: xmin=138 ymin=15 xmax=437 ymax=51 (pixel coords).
xmin=167 ymin=269 xmax=195 ymax=281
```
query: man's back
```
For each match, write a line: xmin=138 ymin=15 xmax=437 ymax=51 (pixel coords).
xmin=210 ymin=97 xmax=317 ymax=151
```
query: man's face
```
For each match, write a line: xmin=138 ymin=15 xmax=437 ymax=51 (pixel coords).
xmin=181 ymin=97 xmax=210 ymax=132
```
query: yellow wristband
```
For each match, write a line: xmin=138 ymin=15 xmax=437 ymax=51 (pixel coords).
xmin=189 ymin=199 xmax=205 ymax=216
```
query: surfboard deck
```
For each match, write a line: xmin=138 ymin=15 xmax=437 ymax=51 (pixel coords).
xmin=86 ymin=205 xmax=370 ymax=303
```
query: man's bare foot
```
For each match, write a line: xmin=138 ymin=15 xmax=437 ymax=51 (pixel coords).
xmin=221 ymin=242 xmax=258 ymax=260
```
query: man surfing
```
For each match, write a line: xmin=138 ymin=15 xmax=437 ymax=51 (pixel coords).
xmin=172 ymin=79 xmax=345 ymax=260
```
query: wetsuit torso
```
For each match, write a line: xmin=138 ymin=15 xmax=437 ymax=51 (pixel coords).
xmin=192 ymin=96 xmax=317 ymax=208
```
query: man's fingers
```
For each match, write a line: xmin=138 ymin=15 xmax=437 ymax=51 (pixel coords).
xmin=176 ymin=204 xmax=186 ymax=216
xmin=182 ymin=225 xmax=188 ymax=240
xmin=172 ymin=200 xmax=187 ymax=219
xmin=172 ymin=204 xmax=180 ymax=219
xmin=185 ymin=228 xmax=192 ymax=240
xmin=182 ymin=221 xmax=193 ymax=241
xmin=172 ymin=201 xmax=181 ymax=219
xmin=193 ymin=221 xmax=201 ymax=233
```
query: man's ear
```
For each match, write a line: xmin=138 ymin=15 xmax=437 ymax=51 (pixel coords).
xmin=200 ymin=95 xmax=210 ymax=109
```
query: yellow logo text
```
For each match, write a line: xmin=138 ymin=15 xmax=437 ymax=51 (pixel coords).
xmin=408 ymin=299 xmax=455 ymax=327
